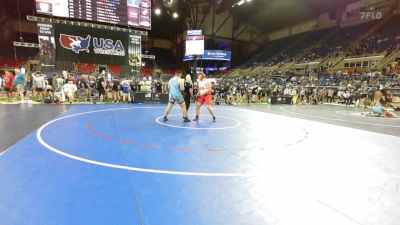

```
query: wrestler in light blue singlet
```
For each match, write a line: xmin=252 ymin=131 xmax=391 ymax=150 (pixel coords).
xmin=168 ymin=77 xmax=184 ymax=103
xmin=372 ymin=105 xmax=384 ymax=115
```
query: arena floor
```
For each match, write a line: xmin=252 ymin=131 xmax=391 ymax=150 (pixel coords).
xmin=0 ymin=104 xmax=399 ymax=225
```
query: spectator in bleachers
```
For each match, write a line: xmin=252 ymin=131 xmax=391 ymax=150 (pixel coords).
xmin=213 ymin=65 xmax=399 ymax=108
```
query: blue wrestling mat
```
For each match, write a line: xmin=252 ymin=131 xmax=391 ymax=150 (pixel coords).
xmin=1 ymin=104 xmax=382 ymax=225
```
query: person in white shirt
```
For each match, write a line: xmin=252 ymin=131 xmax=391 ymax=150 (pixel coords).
xmin=32 ymin=72 xmax=46 ymax=101
xmin=120 ymin=80 xmax=132 ymax=103
xmin=284 ymin=86 xmax=291 ymax=96
xmin=291 ymin=88 xmax=298 ymax=104
xmin=343 ymin=90 xmax=351 ymax=106
xmin=62 ymin=80 xmax=77 ymax=104
xmin=53 ymin=86 xmax=64 ymax=103
xmin=55 ymin=74 xmax=65 ymax=90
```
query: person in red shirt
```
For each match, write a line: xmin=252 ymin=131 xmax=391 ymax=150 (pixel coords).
xmin=2 ymin=71 xmax=14 ymax=102
xmin=386 ymin=90 xmax=393 ymax=107
xmin=67 ymin=74 xmax=77 ymax=84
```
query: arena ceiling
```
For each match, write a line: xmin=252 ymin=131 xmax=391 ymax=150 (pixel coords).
xmin=150 ymin=0 xmax=359 ymax=41
xmin=2 ymin=0 xmax=358 ymax=36
xmin=1 ymin=0 xmax=395 ymax=56
xmin=226 ymin=0 xmax=355 ymax=32
xmin=0 ymin=0 xmax=360 ymax=55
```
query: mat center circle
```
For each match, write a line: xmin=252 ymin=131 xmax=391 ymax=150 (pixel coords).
xmin=155 ymin=114 xmax=242 ymax=130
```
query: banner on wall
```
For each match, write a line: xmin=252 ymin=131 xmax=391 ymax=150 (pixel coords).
xmin=183 ymin=50 xmax=231 ymax=61
xmin=128 ymin=34 xmax=142 ymax=67
xmin=37 ymin=22 xmax=56 ymax=66
xmin=54 ymin=24 xmax=129 ymax=65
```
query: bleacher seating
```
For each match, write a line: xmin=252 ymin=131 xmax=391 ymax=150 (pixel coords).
xmin=286 ymin=28 xmax=335 ymax=60
xmin=313 ymin=22 xmax=378 ymax=57
xmin=242 ymin=21 xmax=380 ymax=66
xmin=237 ymin=14 xmax=400 ymax=73
xmin=354 ymin=16 xmax=400 ymax=55
xmin=140 ymin=67 xmax=153 ymax=76
xmin=162 ymin=69 xmax=176 ymax=75
xmin=0 ymin=58 xmax=26 ymax=69
xmin=244 ymin=32 xmax=307 ymax=66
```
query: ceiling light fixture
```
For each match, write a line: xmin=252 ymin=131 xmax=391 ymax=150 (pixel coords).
xmin=232 ymin=0 xmax=248 ymax=7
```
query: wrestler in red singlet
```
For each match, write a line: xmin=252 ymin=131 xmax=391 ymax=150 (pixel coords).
xmin=194 ymin=72 xmax=216 ymax=122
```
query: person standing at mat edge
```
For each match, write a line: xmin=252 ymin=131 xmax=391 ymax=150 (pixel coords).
xmin=97 ymin=75 xmax=107 ymax=103
xmin=194 ymin=72 xmax=216 ymax=122
xmin=163 ymin=70 xmax=191 ymax=122
xmin=2 ymin=70 xmax=14 ymax=102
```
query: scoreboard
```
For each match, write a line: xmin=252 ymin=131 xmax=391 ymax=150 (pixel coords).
xmin=185 ymin=30 xmax=204 ymax=56
xmin=35 ymin=0 xmax=151 ymax=29
xmin=67 ymin=0 xmax=127 ymax=25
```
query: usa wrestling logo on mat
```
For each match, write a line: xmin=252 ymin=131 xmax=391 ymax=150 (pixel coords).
xmin=59 ymin=34 xmax=91 ymax=53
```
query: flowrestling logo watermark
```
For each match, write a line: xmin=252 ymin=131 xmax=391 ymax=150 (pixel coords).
xmin=360 ymin=11 xmax=383 ymax=20
xmin=59 ymin=34 xmax=125 ymax=56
